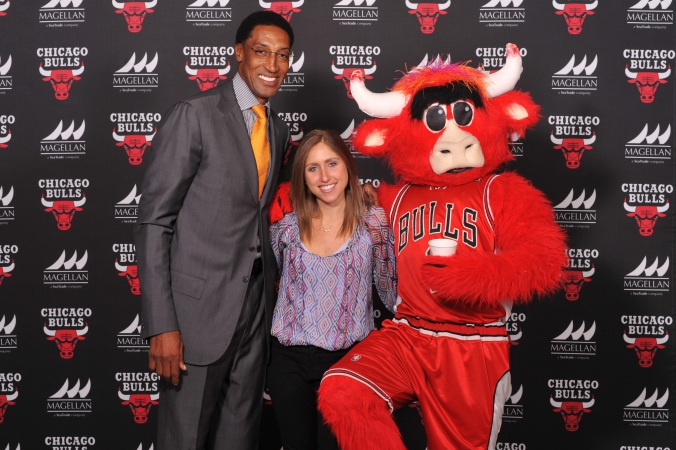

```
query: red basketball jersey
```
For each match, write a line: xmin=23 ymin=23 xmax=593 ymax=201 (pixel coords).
xmin=390 ymin=175 xmax=508 ymax=324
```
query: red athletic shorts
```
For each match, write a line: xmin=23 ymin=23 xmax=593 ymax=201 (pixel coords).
xmin=323 ymin=317 xmax=511 ymax=450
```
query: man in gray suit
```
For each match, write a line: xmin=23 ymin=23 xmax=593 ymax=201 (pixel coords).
xmin=134 ymin=11 xmax=293 ymax=449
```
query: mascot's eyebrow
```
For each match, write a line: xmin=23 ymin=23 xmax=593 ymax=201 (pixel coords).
xmin=409 ymin=83 xmax=484 ymax=121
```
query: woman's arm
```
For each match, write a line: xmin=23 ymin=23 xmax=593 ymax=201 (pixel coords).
xmin=364 ymin=206 xmax=398 ymax=314
xmin=270 ymin=213 xmax=295 ymax=271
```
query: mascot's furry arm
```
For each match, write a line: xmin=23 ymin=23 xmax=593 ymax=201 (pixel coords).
xmin=269 ymin=182 xmax=292 ymax=224
xmin=421 ymin=173 xmax=568 ymax=308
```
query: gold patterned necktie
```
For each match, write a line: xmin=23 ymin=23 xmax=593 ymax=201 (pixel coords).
xmin=250 ymin=104 xmax=270 ymax=200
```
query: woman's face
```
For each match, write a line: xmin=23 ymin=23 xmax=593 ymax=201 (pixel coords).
xmin=304 ymin=142 xmax=349 ymax=208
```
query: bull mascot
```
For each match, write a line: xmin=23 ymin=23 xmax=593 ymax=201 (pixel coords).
xmin=314 ymin=44 xmax=568 ymax=449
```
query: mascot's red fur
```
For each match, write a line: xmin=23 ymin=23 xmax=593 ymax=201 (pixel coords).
xmin=316 ymin=44 xmax=568 ymax=450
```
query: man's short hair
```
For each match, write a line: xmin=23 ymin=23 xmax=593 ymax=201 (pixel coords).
xmin=236 ymin=11 xmax=294 ymax=48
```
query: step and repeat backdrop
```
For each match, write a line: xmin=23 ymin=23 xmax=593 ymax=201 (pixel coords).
xmin=0 ymin=0 xmax=674 ymax=449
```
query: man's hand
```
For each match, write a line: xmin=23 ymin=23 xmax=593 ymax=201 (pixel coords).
xmin=149 ymin=330 xmax=186 ymax=386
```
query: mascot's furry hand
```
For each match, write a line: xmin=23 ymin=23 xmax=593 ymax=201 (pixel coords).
xmin=419 ymin=174 xmax=567 ymax=309
xmin=422 ymin=246 xmax=563 ymax=309
xmin=269 ymin=182 xmax=292 ymax=225
xmin=421 ymin=246 xmax=518 ymax=310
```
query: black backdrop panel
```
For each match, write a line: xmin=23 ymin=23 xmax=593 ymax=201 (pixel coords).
xmin=0 ymin=1 xmax=674 ymax=449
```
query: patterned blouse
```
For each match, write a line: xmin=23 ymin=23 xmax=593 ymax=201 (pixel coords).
xmin=270 ymin=206 xmax=398 ymax=351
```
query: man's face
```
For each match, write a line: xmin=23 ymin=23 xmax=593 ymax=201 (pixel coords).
xmin=236 ymin=25 xmax=291 ymax=104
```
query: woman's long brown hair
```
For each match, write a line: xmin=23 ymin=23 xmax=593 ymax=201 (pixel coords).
xmin=290 ymin=129 xmax=365 ymax=243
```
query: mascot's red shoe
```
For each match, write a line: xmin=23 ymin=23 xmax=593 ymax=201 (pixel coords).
xmin=318 ymin=44 xmax=568 ymax=450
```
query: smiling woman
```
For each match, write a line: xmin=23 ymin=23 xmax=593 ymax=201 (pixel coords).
xmin=267 ymin=129 xmax=398 ymax=450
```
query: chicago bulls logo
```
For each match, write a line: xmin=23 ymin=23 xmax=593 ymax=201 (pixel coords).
xmin=0 ymin=130 xmax=10 ymax=149
xmin=332 ymin=63 xmax=376 ymax=98
xmin=112 ymin=129 xmax=156 ymax=165
xmin=116 ymin=260 xmax=140 ymax=295
xmin=552 ymin=0 xmax=597 ymax=34
xmin=406 ymin=0 xmax=450 ymax=34
xmin=0 ymin=390 xmax=18 ymax=423
xmin=118 ymin=390 xmax=159 ymax=424
xmin=185 ymin=62 xmax=230 ymax=91
xmin=624 ymin=199 xmax=669 ymax=236
xmin=39 ymin=62 xmax=84 ymax=101
xmin=0 ymin=0 xmax=9 ymax=17
xmin=550 ymin=396 xmax=594 ymax=431
xmin=260 ymin=0 xmax=303 ymax=22
xmin=42 ymin=194 xmax=85 ymax=231
xmin=560 ymin=266 xmax=594 ymax=301
xmin=113 ymin=0 xmax=156 ymax=32
xmin=44 ymin=323 xmax=88 ymax=359
xmin=624 ymin=331 xmax=668 ymax=368
xmin=626 ymin=65 xmax=671 ymax=103
xmin=551 ymin=132 xmax=595 ymax=169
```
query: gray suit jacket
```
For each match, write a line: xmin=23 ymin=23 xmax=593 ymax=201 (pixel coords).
xmin=135 ymin=80 xmax=289 ymax=366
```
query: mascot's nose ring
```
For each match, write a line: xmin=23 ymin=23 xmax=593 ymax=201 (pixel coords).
xmin=424 ymin=101 xmax=475 ymax=132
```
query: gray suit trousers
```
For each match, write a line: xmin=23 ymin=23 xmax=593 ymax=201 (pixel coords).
xmin=157 ymin=265 xmax=266 ymax=450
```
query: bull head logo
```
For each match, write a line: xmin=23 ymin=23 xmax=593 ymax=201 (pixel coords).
xmin=44 ymin=323 xmax=88 ymax=359
xmin=185 ymin=62 xmax=230 ymax=91
xmin=626 ymin=65 xmax=671 ymax=104
xmin=624 ymin=331 xmax=668 ymax=368
xmin=624 ymin=199 xmax=669 ymax=236
xmin=406 ymin=0 xmax=450 ymax=34
xmin=0 ymin=389 xmax=18 ymax=424
xmin=39 ymin=62 xmax=85 ymax=101
xmin=112 ymin=0 xmax=156 ymax=32
xmin=112 ymin=128 xmax=156 ymax=165
xmin=0 ymin=259 xmax=14 ymax=286
xmin=259 ymin=0 xmax=303 ymax=22
xmin=560 ymin=266 xmax=594 ymax=301
xmin=0 ymin=129 xmax=10 ymax=149
xmin=332 ymin=63 xmax=376 ymax=99
xmin=550 ymin=396 xmax=594 ymax=431
xmin=551 ymin=132 xmax=595 ymax=169
xmin=116 ymin=260 xmax=141 ymax=295
xmin=42 ymin=194 xmax=86 ymax=231
xmin=552 ymin=0 xmax=597 ymax=34
xmin=119 ymin=389 xmax=160 ymax=424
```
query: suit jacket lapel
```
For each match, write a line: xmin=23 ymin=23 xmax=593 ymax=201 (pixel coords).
xmin=217 ymin=82 xmax=259 ymax=201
